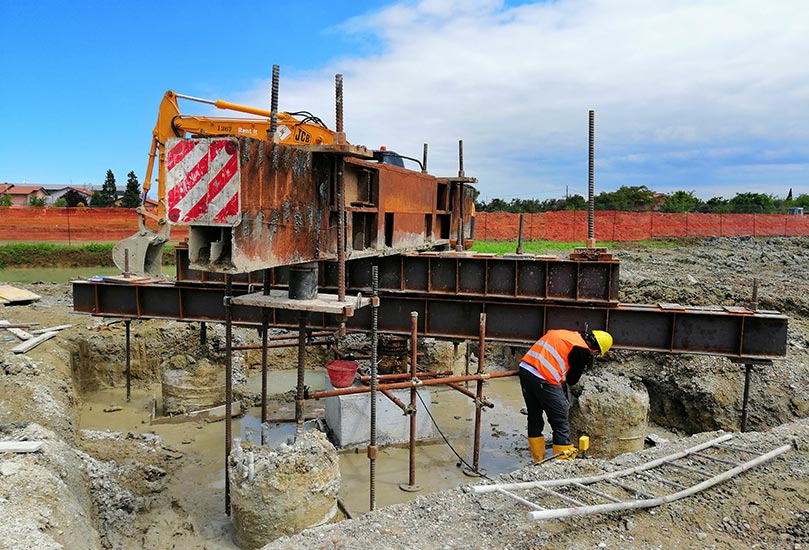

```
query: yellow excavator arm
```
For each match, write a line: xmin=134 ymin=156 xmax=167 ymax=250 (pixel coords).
xmin=143 ymin=90 xmax=337 ymax=220
xmin=115 ymin=90 xmax=339 ymax=277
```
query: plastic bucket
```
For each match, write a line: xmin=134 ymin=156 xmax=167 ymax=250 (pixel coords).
xmin=326 ymin=360 xmax=359 ymax=388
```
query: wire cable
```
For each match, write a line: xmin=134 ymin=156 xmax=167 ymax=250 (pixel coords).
xmin=415 ymin=390 xmax=495 ymax=481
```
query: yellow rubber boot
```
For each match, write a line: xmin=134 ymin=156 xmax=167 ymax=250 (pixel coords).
xmin=552 ymin=444 xmax=577 ymax=460
xmin=528 ymin=437 xmax=545 ymax=463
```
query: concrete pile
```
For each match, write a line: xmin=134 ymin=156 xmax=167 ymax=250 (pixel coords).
xmin=228 ymin=430 xmax=340 ymax=549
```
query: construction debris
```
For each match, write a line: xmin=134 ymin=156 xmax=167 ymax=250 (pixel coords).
xmin=10 ymin=330 xmax=59 ymax=354
xmin=0 ymin=441 xmax=44 ymax=453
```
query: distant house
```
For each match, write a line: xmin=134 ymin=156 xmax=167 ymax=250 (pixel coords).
xmin=42 ymin=185 xmax=94 ymax=205
xmin=0 ymin=184 xmax=47 ymax=206
xmin=2 ymin=182 xmax=158 ymax=207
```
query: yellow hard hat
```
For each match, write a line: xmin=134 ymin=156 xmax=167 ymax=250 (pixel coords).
xmin=592 ymin=330 xmax=613 ymax=355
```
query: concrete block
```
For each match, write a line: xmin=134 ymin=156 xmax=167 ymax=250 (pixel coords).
xmin=324 ymin=376 xmax=434 ymax=448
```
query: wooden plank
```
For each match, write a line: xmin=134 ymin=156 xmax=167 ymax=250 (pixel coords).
xmin=11 ymin=331 xmax=59 ymax=354
xmin=30 ymin=325 xmax=73 ymax=335
xmin=102 ymin=275 xmax=155 ymax=284
xmin=0 ymin=441 xmax=44 ymax=453
xmin=0 ymin=285 xmax=41 ymax=305
xmin=150 ymin=402 xmax=243 ymax=425
xmin=232 ymin=289 xmax=371 ymax=316
xmin=5 ymin=327 xmax=34 ymax=340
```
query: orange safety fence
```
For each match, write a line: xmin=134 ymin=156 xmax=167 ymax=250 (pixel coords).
xmin=474 ymin=211 xmax=809 ymax=241
xmin=1 ymin=207 xmax=808 ymax=243
xmin=0 ymin=207 xmax=188 ymax=243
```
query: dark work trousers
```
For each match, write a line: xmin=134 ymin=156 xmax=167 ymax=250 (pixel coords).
xmin=519 ymin=367 xmax=571 ymax=445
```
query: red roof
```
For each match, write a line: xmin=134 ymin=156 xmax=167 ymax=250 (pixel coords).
xmin=0 ymin=184 xmax=12 ymax=194
xmin=6 ymin=185 xmax=45 ymax=195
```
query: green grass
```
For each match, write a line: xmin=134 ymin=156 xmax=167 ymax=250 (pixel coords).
xmin=0 ymin=242 xmax=176 ymax=268
xmin=471 ymin=239 xmax=682 ymax=255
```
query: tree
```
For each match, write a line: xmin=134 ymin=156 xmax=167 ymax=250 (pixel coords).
xmin=0 ymin=195 xmax=11 ymax=206
xmin=91 ymin=170 xmax=116 ymax=207
xmin=62 ymin=189 xmax=87 ymax=207
xmin=698 ymin=196 xmax=729 ymax=213
xmin=564 ymin=194 xmax=586 ymax=211
xmin=594 ymin=185 xmax=657 ymax=211
xmin=121 ymin=171 xmax=141 ymax=208
xmin=28 ymin=195 xmax=46 ymax=207
xmin=53 ymin=197 xmax=68 ymax=207
xmin=661 ymin=190 xmax=701 ymax=213
xmin=727 ymin=192 xmax=776 ymax=214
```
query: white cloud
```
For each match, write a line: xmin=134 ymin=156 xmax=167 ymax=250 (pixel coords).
xmin=232 ymin=0 xmax=809 ymax=200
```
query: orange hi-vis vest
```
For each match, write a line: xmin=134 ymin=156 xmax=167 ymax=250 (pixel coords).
xmin=519 ymin=329 xmax=588 ymax=386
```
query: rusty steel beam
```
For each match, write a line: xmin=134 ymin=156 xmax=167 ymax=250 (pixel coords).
xmin=72 ymin=280 xmax=787 ymax=361
xmin=175 ymin=246 xmax=620 ymax=304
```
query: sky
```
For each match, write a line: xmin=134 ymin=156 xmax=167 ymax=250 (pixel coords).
xmin=1 ymin=0 xmax=807 ymax=202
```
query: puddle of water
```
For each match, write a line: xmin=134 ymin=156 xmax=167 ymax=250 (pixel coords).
xmin=79 ymin=372 xmax=531 ymax=530
xmin=0 ymin=265 xmax=178 ymax=284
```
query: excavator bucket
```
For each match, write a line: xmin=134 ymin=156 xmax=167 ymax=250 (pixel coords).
xmin=112 ymin=230 xmax=166 ymax=278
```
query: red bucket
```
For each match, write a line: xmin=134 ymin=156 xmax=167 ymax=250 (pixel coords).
xmin=326 ymin=360 xmax=359 ymax=388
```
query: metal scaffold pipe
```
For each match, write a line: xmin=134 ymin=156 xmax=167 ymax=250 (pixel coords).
xmin=469 ymin=312 xmax=487 ymax=476
xmin=224 ymin=275 xmax=233 ymax=515
xmin=400 ymin=311 xmax=421 ymax=492
xmin=295 ymin=315 xmax=307 ymax=436
xmin=125 ymin=320 xmax=131 ymax=403
xmin=368 ymin=266 xmax=379 ymax=511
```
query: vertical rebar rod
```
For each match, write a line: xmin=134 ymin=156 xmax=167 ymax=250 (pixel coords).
xmin=125 ymin=320 xmax=131 ymax=402
xmin=336 ymin=158 xmax=346 ymax=301
xmin=296 ymin=315 xmax=307 ymax=436
xmin=422 ymin=143 xmax=429 ymax=173
xmin=269 ymin=64 xmax=280 ymax=141
xmin=740 ymin=363 xmax=753 ymax=432
xmin=369 ymin=266 xmax=379 ymax=511
xmin=334 ymin=74 xmax=347 ymax=301
xmin=587 ymin=110 xmax=595 ymax=247
xmin=464 ymin=340 xmax=471 ymax=389
xmin=472 ymin=313 xmax=487 ymax=472
xmin=456 ymin=140 xmax=465 ymax=251
xmin=751 ymin=278 xmax=759 ymax=311
xmin=335 ymin=74 xmax=344 ymax=135
xmin=224 ymin=275 xmax=233 ymax=515
xmin=407 ymin=312 xmax=419 ymax=489
xmin=516 ymin=213 xmax=525 ymax=254
xmin=200 ymin=321 xmax=207 ymax=346
xmin=261 ymin=269 xmax=271 ymax=436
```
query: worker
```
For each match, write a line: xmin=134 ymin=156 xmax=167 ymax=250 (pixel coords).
xmin=519 ymin=328 xmax=612 ymax=462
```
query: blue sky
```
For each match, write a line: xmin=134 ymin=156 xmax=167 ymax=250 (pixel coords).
xmin=1 ymin=0 xmax=807 ymax=202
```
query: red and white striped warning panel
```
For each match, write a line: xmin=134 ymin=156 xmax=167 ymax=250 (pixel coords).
xmin=165 ymin=137 xmax=241 ymax=226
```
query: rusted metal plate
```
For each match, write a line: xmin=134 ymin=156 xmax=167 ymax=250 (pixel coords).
xmin=169 ymin=138 xmax=476 ymax=274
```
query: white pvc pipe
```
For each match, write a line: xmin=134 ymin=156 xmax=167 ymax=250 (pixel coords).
xmin=473 ymin=433 xmax=735 ymax=494
xmin=527 ymin=442 xmax=792 ymax=520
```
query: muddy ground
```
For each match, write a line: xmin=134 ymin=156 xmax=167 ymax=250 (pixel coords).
xmin=0 ymin=236 xmax=807 ymax=549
